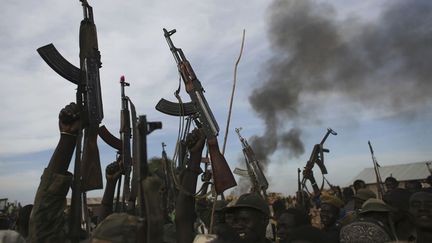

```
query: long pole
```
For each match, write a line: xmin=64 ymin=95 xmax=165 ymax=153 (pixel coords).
xmin=210 ymin=29 xmax=245 ymax=235
xmin=222 ymin=29 xmax=246 ymax=155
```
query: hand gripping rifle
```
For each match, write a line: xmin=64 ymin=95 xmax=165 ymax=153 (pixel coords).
xmin=98 ymin=76 xmax=134 ymax=212
xmin=368 ymin=141 xmax=385 ymax=199
xmin=155 ymin=28 xmax=237 ymax=194
xmin=301 ymin=128 xmax=337 ymax=199
xmin=36 ymin=1 xmax=103 ymax=241
xmin=235 ymin=128 xmax=269 ymax=199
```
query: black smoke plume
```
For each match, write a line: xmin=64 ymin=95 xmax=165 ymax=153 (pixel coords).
xmin=248 ymin=0 xmax=432 ymax=164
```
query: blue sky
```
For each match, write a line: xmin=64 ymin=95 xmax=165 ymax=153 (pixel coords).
xmin=1 ymin=0 xmax=431 ymax=205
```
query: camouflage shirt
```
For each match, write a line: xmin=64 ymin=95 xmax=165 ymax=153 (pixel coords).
xmin=29 ymin=168 xmax=72 ymax=243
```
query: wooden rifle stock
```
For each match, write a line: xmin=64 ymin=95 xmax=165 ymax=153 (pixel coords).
xmin=81 ymin=126 xmax=102 ymax=191
xmin=159 ymin=28 xmax=237 ymax=194
xmin=207 ymin=137 xmax=237 ymax=194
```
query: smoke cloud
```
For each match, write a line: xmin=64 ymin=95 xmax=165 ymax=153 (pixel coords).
xmin=248 ymin=0 xmax=432 ymax=163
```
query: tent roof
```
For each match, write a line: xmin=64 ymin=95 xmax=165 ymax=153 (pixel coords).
xmin=350 ymin=161 xmax=431 ymax=185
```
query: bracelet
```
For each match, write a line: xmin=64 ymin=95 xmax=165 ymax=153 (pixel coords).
xmin=61 ymin=132 xmax=77 ymax=137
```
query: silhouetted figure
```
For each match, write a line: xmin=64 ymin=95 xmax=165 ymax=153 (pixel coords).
xmin=100 ymin=161 xmax=122 ymax=221
xmin=29 ymin=103 xmax=81 ymax=242
xmin=353 ymin=179 xmax=366 ymax=193
xmin=353 ymin=189 xmax=376 ymax=210
xmin=320 ymin=195 xmax=344 ymax=243
xmin=409 ymin=191 xmax=432 ymax=243
xmin=272 ymin=198 xmax=287 ymax=221
xmin=276 ymin=208 xmax=310 ymax=243
xmin=16 ymin=204 xmax=32 ymax=239
xmin=383 ymin=188 xmax=414 ymax=241
xmin=384 ymin=176 xmax=399 ymax=193
xmin=286 ymin=225 xmax=331 ymax=243
xmin=405 ymin=180 xmax=422 ymax=194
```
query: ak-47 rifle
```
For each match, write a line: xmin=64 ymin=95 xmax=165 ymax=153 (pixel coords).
xmin=301 ymin=128 xmax=337 ymax=199
xmin=296 ymin=168 xmax=303 ymax=207
xmin=98 ymin=76 xmax=134 ymax=212
xmin=368 ymin=141 xmax=385 ymax=199
xmin=156 ymin=28 xmax=237 ymax=194
xmin=119 ymin=76 xmax=133 ymax=210
xmin=37 ymin=1 xmax=103 ymax=241
xmin=135 ymin=115 xmax=162 ymax=243
xmin=235 ymin=128 xmax=269 ymax=199
xmin=161 ymin=142 xmax=177 ymax=220
xmin=178 ymin=117 xmax=193 ymax=170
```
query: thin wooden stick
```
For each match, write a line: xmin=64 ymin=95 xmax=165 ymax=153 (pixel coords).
xmin=222 ymin=29 xmax=246 ymax=155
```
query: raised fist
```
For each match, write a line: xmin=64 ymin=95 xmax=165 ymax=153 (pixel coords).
xmin=58 ymin=102 xmax=81 ymax=135
xmin=186 ymin=128 xmax=206 ymax=154
xmin=105 ymin=161 xmax=122 ymax=181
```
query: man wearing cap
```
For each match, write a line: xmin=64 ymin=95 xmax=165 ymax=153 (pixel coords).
xmin=225 ymin=193 xmax=272 ymax=243
xmin=319 ymin=194 xmax=344 ymax=243
xmin=353 ymin=188 xmax=376 ymax=210
xmin=340 ymin=188 xmax=376 ymax=226
xmin=90 ymin=213 xmax=145 ymax=243
xmin=340 ymin=198 xmax=398 ymax=242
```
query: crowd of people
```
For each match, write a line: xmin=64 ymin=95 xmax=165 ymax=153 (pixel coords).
xmin=1 ymin=103 xmax=431 ymax=243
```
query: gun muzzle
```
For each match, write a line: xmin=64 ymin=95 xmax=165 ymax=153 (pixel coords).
xmin=163 ymin=28 xmax=176 ymax=37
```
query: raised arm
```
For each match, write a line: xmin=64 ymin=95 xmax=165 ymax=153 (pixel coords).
xmin=175 ymin=128 xmax=205 ymax=243
xmin=29 ymin=102 xmax=80 ymax=242
xmin=100 ymin=161 xmax=122 ymax=221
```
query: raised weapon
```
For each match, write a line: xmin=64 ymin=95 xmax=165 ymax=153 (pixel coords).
xmin=36 ymin=1 xmax=104 ymax=241
xmin=161 ymin=142 xmax=177 ymax=220
xmin=155 ymin=28 xmax=236 ymax=194
xmin=119 ymin=76 xmax=132 ymax=210
xmin=301 ymin=128 xmax=337 ymax=198
xmin=368 ymin=141 xmax=385 ymax=199
xmin=135 ymin=115 xmax=162 ymax=242
xmin=235 ymin=127 xmax=269 ymax=199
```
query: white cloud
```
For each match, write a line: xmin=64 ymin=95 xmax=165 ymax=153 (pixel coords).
xmin=0 ymin=169 xmax=40 ymax=205
xmin=1 ymin=0 xmax=431 ymax=204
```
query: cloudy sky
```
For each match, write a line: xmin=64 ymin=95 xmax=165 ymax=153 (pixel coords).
xmin=1 ymin=0 xmax=431 ymax=205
